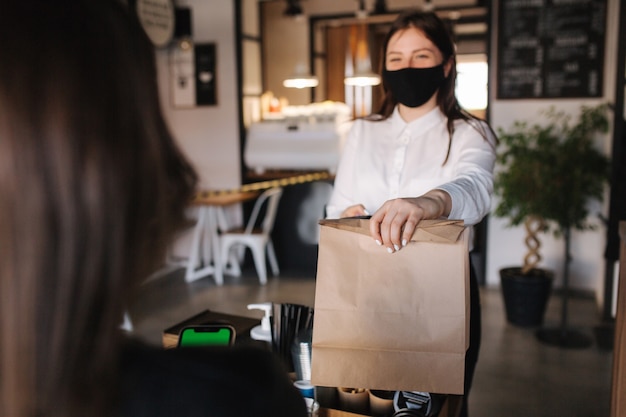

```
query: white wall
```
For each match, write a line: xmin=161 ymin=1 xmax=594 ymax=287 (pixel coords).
xmin=486 ymin=0 xmax=621 ymax=311
xmin=153 ymin=1 xmax=242 ymax=259
xmin=155 ymin=0 xmax=240 ymax=191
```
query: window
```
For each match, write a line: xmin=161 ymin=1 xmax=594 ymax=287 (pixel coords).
xmin=456 ymin=54 xmax=488 ymax=116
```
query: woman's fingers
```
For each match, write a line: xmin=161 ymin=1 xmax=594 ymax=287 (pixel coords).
xmin=401 ymin=216 xmax=419 ymax=247
xmin=368 ymin=192 xmax=451 ymax=253
xmin=369 ymin=210 xmax=384 ymax=247
xmin=370 ymin=198 xmax=425 ymax=252
xmin=340 ymin=204 xmax=369 ymax=218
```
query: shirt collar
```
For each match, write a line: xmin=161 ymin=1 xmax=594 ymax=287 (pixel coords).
xmin=391 ymin=106 xmax=446 ymax=135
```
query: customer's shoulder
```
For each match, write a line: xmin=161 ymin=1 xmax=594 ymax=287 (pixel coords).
xmin=117 ymin=339 xmax=307 ymax=417
xmin=121 ymin=339 xmax=289 ymax=383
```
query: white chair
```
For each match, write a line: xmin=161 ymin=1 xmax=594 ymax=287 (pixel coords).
xmin=220 ymin=187 xmax=283 ymax=285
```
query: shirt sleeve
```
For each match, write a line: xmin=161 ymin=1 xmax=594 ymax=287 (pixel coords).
xmin=325 ymin=120 xmax=362 ymax=219
xmin=435 ymin=120 xmax=497 ymax=226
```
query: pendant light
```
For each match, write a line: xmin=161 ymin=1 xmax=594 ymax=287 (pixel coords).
xmin=343 ymin=23 xmax=380 ymax=87
xmin=284 ymin=0 xmax=303 ymax=18
xmin=283 ymin=63 xmax=319 ymax=89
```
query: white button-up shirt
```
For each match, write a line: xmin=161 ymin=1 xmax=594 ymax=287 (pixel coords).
xmin=326 ymin=106 xmax=497 ymax=227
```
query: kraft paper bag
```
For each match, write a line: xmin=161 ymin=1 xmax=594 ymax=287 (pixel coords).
xmin=311 ymin=218 xmax=470 ymax=395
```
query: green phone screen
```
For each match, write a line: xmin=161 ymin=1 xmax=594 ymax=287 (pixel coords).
xmin=178 ymin=326 xmax=234 ymax=347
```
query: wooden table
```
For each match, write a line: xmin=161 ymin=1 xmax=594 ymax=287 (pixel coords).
xmin=184 ymin=191 xmax=260 ymax=284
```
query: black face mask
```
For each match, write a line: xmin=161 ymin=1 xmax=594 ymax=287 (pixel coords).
xmin=382 ymin=64 xmax=446 ymax=108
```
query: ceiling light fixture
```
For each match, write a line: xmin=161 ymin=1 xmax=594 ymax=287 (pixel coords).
xmin=373 ymin=0 xmax=388 ymax=14
xmin=344 ymin=73 xmax=381 ymax=87
xmin=283 ymin=64 xmax=319 ymax=89
xmin=355 ymin=0 xmax=368 ymax=19
xmin=284 ymin=0 xmax=303 ymax=17
xmin=344 ymin=23 xmax=381 ymax=87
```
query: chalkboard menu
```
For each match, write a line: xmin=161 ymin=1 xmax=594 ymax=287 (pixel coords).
xmin=497 ymin=0 xmax=606 ymax=99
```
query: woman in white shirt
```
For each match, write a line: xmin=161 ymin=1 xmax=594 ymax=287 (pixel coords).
xmin=326 ymin=10 xmax=497 ymax=417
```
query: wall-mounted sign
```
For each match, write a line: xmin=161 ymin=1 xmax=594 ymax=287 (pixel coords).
xmin=195 ymin=43 xmax=217 ymax=106
xmin=170 ymin=43 xmax=217 ymax=108
xmin=497 ymin=0 xmax=606 ymax=99
xmin=136 ymin=0 xmax=175 ymax=48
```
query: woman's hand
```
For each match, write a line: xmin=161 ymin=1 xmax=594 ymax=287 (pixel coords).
xmin=369 ymin=190 xmax=451 ymax=253
xmin=340 ymin=204 xmax=369 ymax=218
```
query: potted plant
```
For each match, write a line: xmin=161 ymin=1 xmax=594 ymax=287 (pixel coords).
xmin=493 ymin=104 xmax=611 ymax=343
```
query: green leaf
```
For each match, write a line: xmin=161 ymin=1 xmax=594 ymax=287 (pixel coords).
xmin=493 ymin=104 xmax=611 ymax=264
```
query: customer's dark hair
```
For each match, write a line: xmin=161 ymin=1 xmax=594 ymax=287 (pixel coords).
xmin=376 ymin=10 xmax=494 ymax=163
xmin=0 ymin=1 xmax=197 ymax=416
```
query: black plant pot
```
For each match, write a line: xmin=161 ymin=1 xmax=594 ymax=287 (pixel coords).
xmin=500 ymin=267 xmax=554 ymax=327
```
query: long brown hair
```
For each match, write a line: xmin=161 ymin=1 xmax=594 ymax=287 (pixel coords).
xmin=376 ymin=10 xmax=495 ymax=163
xmin=0 ymin=1 xmax=197 ymax=416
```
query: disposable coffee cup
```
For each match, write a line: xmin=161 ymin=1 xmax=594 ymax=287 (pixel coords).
xmin=294 ymin=380 xmax=315 ymax=399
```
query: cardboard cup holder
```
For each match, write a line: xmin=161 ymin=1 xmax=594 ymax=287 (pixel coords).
xmin=337 ymin=387 xmax=369 ymax=415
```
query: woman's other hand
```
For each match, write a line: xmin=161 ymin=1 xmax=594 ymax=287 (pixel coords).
xmin=369 ymin=190 xmax=451 ymax=253
xmin=340 ymin=204 xmax=369 ymax=218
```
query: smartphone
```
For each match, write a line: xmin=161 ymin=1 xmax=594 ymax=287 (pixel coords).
xmin=177 ymin=325 xmax=236 ymax=348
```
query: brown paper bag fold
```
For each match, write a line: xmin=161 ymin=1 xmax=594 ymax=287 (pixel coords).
xmin=311 ymin=218 xmax=470 ymax=394
xmin=318 ymin=218 xmax=465 ymax=243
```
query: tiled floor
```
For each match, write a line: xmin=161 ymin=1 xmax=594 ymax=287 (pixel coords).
xmin=128 ymin=266 xmax=614 ymax=417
